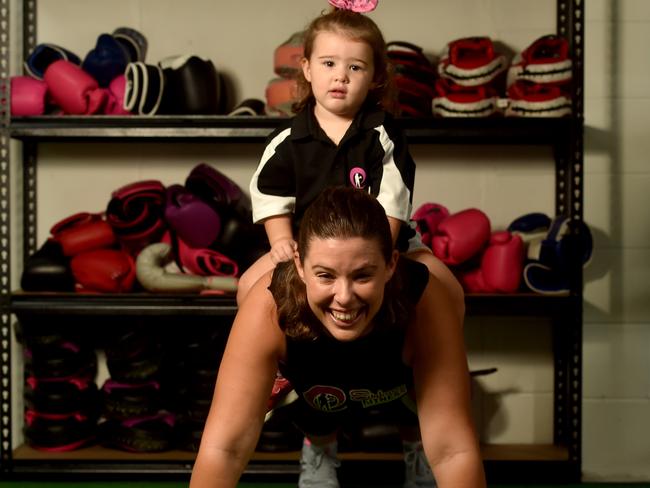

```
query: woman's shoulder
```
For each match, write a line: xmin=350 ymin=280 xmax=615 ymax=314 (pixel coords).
xmin=391 ymin=257 xmax=430 ymax=307
xmin=240 ymin=269 xmax=277 ymax=312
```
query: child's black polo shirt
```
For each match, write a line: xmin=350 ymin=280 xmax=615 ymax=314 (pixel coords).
xmin=250 ymin=104 xmax=416 ymax=232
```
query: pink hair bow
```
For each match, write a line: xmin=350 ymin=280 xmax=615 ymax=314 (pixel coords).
xmin=328 ymin=0 xmax=378 ymax=13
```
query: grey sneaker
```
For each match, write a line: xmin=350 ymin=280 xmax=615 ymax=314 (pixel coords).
xmin=298 ymin=438 xmax=340 ymax=488
xmin=403 ymin=441 xmax=437 ymax=488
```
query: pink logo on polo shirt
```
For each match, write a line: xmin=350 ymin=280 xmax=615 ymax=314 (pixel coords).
xmin=349 ymin=167 xmax=367 ymax=189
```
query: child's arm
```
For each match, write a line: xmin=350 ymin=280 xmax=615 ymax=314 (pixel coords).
xmin=264 ymin=214 xmax=297 ymax=264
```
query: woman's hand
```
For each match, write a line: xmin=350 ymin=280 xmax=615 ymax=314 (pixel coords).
xmin=270 ymin=237 xmax=297 ymax=264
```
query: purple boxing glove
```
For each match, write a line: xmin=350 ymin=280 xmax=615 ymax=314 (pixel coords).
xmin=164 ymin=184 xmax=221 ymax=249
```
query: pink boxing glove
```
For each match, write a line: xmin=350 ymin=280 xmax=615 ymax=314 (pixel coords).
xmin=10 ymin=76 xmax=48 ymax=116
xmin=432 ymin=208 xmax=491 ymax=265
xmin=43 ymin=59 xmax=107 ymax=114
xmin=104 ymin=75 xmax=132 ymax=115
xmin=411 ymin=202 xmax=449 ymax=248
xmin=460 ymin=231 xmax=525 ymax=293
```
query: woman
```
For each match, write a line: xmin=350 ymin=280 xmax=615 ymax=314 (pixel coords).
xmin=190 ymin=187 xmax=485 ymax=488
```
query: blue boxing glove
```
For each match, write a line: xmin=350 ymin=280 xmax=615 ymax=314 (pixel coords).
xmin=523 ymin=215 xmax=593 ymax=295
xmin=112 ymin=27 xmax=148 ymax=63
xmin=82 ymin=33 xmax=129 ymax=87
xmin=24 ymin=43 xmax=81 ymax=80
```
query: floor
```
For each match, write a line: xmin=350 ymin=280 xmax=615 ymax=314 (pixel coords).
xmin=1 ymin=483 xmax=649 ymax=487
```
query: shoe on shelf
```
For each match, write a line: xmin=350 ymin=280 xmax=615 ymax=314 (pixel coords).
xmin=298 ymin=437 xmax=341 ymax=488
xmin=507 ymin=34 xmax=572 ymax=88
xmin=403 ymin=441 xmax=437 ymax=488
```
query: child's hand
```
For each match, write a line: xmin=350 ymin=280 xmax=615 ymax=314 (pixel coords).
xmin=270 ymin=238 xmax=297 ymax=264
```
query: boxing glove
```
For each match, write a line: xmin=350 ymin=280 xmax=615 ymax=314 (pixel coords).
xmin=123 ymin=62 xmax=164 ymax=115
xmin=50 ymin=212 xmax=116 ymax=257
xmin=23 ymin=408 xmax=97 ymax=451
xmin=104 ymin=75 xmax=132 ymax=115
xmin=20 ymin=240 xmax=75 ymax=292
xmin=523 ymin=215 xmax=593 ymax=295
xmin=135 ymin=242 xmax=238 ymax=294
xmin=43 ymin=60 xmax=107 ymax=114
xmin=459 ymin=231 xmax=524 ymax=293
xmin=106 ymin=180 xmax=167 ymax=255
xmin=185 ymin=163 xmax=251 ymax=221
xmin=432 ymin=208 xmax=491 ymax=266
xmin=185 ymin=163 xmax=268 ymax=268
xmin=411 ymin=202 xmax=449 ymax=248
xmin=274 ymin=31 xmax=304 ymax=78
xmin=71 ymin=248 xmax=136 ymax=293
xmin=164 ymin=184 xmax=221 ymax=249
xmin=265 ymin=77 xmax=298 ymax=116
xmin=228 ymin=98 xmax=266 ymax=116
xmin=112 ymin=27 xmax=148 ymax=63
xmin=158 ymin=55 xmax=224 ymax=115
xmin=25 ymin=375 xmax=98 ymax=415
xmin=24 ymin=43 xmax=81 ymax=81
xmin=82 ymin=33 xmax=130 ymax=88
xmin=10 ymin=76 xmax=49 ymax=116
xmin=213 ymin=215 xmax=268 ymax=271
xmin=173 ymin=233 xmax=239 ymax=277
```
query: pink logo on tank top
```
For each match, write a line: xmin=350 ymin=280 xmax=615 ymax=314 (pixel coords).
xmin=349 ymin=167 xmax=367 ymax=189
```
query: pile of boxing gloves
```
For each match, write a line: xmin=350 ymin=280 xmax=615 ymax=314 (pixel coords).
xmin=411 ymin=203 xmax=592 ymax=294
xmin=264 ymin=31 xmax=306 ymax=116
xmin=11 ymin=27 xmax=226 ymax=117
xmin=387 ymin=41 xmax=438 ymax=117
xmin=17 ymin=313 xmax=233 ymax=453
xmin=21 ymin=163 xmax=268 ymax=295
xmin=391 ymin=34 xmax=573 ymax=118
xmin=17 ymin=316 xmax=101 ymax=451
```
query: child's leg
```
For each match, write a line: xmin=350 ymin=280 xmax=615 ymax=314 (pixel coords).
xmin=407 ymin=248 xmax=465 ymax=322
xmin=236 ymin=252 xmax=276 ymax=306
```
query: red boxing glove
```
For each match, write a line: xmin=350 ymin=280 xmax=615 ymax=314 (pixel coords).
xmin=460 ymin=231 xmax=525 ymax=293
xmin=432 ymin=208 xmax=491 ymax=265
xmin=50 ymin=212 xmax=116 ymax=257
xmin=44 ymin=60 xmax=107 ymax=114
xmin=411 ymin=202 xmax=449 ymax=248
xmin=10 ymin=76 xmax=49 ymax=116
xmin=71 ymin=249 xmax=136 ymax=293
xmin=106 ymin=180 xmax=167 ymax=256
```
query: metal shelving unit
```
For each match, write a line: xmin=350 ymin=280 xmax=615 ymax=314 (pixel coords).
xmin=0 ymin=0 xmax=584 ymax=482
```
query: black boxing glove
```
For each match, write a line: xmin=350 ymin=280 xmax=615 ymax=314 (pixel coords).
xmin=21 ymin=240 xmax=75 ymax=292
xmin=158 ymin=55 xmax=224 ymax=115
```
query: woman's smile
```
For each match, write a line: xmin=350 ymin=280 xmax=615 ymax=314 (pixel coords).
xmin=330 ymin=306 xmax=365 ymax=326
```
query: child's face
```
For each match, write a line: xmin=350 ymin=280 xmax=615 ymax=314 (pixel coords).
xmin=302 ymin=30 xmax=375 ymax=120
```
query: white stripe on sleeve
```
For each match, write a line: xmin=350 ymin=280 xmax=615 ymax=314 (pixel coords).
xmin=249 ymin=128 xmax=296 ymax=223
xmin=374 ymin=125 xmax=412 ymax=222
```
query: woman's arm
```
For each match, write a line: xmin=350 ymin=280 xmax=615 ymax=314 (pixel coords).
xmin=405 ymin=275 xmax=486 ymax=488
xmin=190 ymin=273 xmax=285 ymax=488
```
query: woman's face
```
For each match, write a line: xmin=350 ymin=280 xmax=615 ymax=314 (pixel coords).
xmin=295 ymin=236 xmax=398 ymax=342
